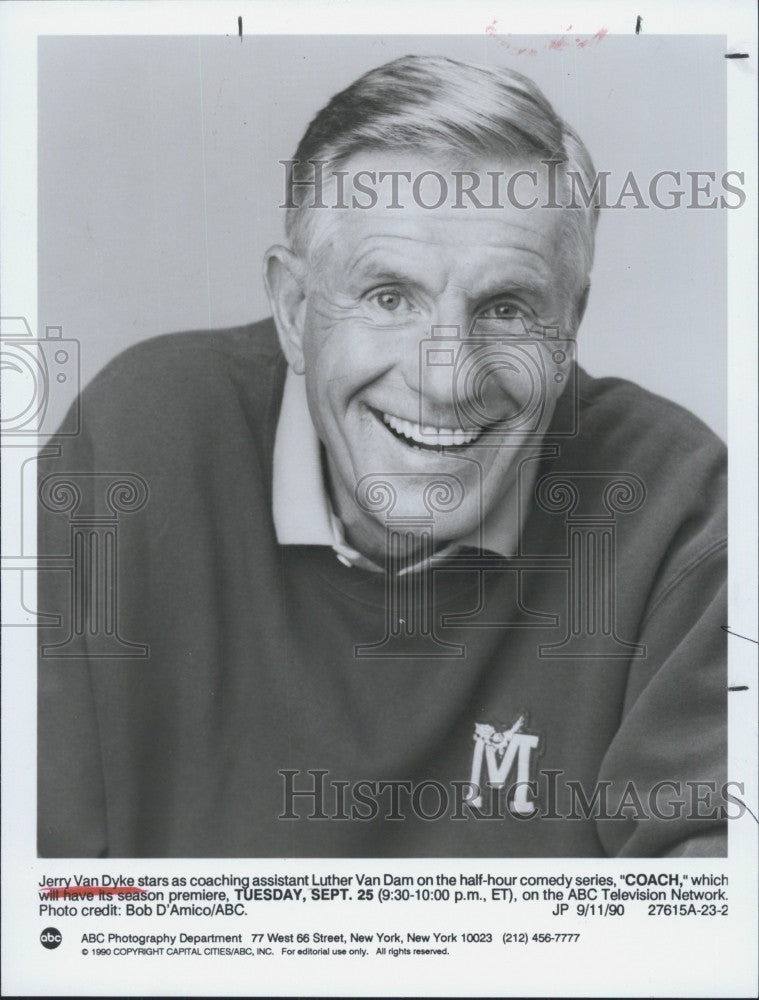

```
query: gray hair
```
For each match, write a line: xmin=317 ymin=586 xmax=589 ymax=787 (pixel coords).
xmin=286 ymin=55 xmax=599 ymax=310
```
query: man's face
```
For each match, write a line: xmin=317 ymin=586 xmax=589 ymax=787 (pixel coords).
xmin=280 ymin=156 xmax=583 ymax=561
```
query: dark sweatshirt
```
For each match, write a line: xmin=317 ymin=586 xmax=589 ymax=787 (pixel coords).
xmin=38 ymin=319 xmax=727 ymax=857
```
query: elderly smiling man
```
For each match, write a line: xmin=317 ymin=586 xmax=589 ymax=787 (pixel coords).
xmin=38 ymin=56 xmax=727 ymax=858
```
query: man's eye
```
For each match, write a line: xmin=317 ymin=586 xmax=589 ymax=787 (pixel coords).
xmin=370 ymin=289 xmax=405 ymax=312
xmin=481 ymin=301 xmax=521 ymax=320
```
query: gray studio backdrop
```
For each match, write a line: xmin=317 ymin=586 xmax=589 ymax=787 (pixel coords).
xmin=39 ymin=34 xmax=727 ymax=438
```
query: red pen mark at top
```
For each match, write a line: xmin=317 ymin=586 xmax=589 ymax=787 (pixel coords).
xmin=41 ymin=886 xmax=147 ymax=899
xmin=575 ymin=28 xmax=608 ymax=49
xmin=485 ymin=22 xmax=609 ymax=55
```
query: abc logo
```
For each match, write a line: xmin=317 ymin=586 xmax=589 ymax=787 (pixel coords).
xmin=40 ymin=927 xmax=62 ymax=949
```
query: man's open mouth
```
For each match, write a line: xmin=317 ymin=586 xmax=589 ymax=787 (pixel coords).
xmin=376 ymin=409 xmax=484 ymax=450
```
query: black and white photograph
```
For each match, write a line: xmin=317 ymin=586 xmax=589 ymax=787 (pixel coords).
xmin=35 ymin=30 xmax=733 ymax=859
xmin=1 ymin=2 xmax=757 ymax=997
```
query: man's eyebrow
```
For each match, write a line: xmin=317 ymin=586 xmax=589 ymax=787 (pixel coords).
xmin=353 ymin=268 xmax=412 ymax=287
xmin=344 ymin=242 xmax=555 ymax=301
xmin=346 ymin=250 xmax=415 ymax=284
xmin=476 ymin=277 xmax=549 ymax=300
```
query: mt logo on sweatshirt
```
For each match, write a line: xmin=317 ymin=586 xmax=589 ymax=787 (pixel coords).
xmin=468 ymin=714 xmax=542 ymax=816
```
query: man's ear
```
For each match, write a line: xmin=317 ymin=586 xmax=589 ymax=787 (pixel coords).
xmin=263 ymin=245 xmax=308 ymax=374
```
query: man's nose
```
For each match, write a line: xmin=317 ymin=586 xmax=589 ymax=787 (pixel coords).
xmin=400 ymin=305 xmax=472 ymax=407
xmin=409 ymin=328 xmax=528 ymax=429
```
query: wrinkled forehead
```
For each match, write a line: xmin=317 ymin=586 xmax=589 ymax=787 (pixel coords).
xmin=297 ymin=151 xmax=562 ymax=249
xmin=297 ymin=151 xmax=571 ymax=281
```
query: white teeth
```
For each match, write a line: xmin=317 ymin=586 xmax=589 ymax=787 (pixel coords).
xmin=381 ymin=411 xmax=480 ymax=447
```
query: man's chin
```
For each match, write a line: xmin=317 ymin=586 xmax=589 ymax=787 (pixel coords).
xmin=370 ymin=507 xmax=482 ymax=547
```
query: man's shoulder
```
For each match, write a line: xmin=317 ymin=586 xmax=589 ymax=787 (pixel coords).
xmin=563 ymin=368 xmax=726 ymax=557
xmin=83 ymin=318 xmax=285 ymax=417
xmin=574 ymin=367 xmax=726 ymax=469
xmin=74 ymin=318 xmax=286 ymax=464
xmin=93 ymin=317 xmax=282 ymax=386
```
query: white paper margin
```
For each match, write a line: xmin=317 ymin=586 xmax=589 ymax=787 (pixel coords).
xmin=1 ymin=2 xmax=756 ymax=997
